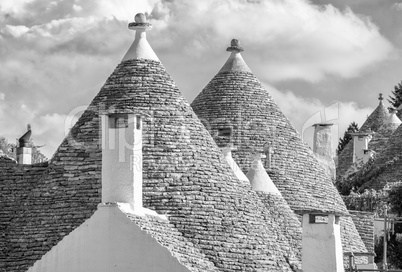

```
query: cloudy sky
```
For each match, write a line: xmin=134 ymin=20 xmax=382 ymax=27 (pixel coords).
xmin=1 ymin=0 xmax=402 ymax=158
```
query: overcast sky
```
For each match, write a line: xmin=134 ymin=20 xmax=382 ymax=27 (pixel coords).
xmin=1 ymin=0 xmax=402 ymax=158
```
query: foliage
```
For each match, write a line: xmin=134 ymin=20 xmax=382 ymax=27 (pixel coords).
xmin=375 ymin=227 xmax=402 ymax=269
xmin=337 ymin=121 xmax=359 ymax=155
xmin=374 ymin=185 xmax=402 ymax=269
xmin=336 ymin=155 xmax=399 ymax=195
xmin=389 ymin=184 xmax=402 ymax=216
xmin=341 ymin=189 xmax=387 ymax=212
xmin=0 ymin=137 xmax=15 ymax=158
xmin=387 ymin=81 xmax=402 ymax=109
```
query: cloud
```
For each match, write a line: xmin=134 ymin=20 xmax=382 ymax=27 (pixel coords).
xmin=264 ymin=82 xmax=373 ymax=152
xmin=0 ymin=93 xmax=5 ymax=100
xmin=0 ymin=0 xmax=394 ymax=158
xmin=148 ymin=0 xmax=394 ymax=82
xmin=0 ymin=99 xmax=67 ymax=158
xmin=392 ymin=3 xmax=402 ymax=11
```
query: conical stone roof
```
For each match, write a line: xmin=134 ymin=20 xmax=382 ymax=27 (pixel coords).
xmin=337 ymin=94 xmax=389 ymax=180
xmin=191 ymin=38 xmax=367 ymax=256
xmin=357 ymin=111 xmax=402 ymax=191
xmin=1 ymin=15 xmax=303 ymax=272
xmin=192 ymin=39 xmax=346 ymax=215
xmin=368 ymin=108 xmax=401 ymax=154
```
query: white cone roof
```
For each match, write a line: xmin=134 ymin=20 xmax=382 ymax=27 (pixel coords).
xmin=246 ymin=155 xmax=281 ymax=195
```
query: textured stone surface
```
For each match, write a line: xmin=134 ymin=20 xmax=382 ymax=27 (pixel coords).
xmin=1 ymin=59 xmax=302 ymax=272
xmin=349 ymin=211 xmax=375 ymax=254
xmin=354 ymin=120 xmax=402 ymax=191
xmin=191 ymin=50 xmax=368 ymax=257
xmin=256 ymin=192 xmax=302 ymax=270
xmin=337 ymin=100 xmax=388 ymax=180
xmin=191 ymin=70 xmax=345 ymax=214
xmin=368 ymin=122 xmax=399 ymax=155
xmin=124 ymin=212 xmax=219 ymax=272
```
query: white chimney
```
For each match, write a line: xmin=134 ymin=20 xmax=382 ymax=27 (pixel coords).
xmin=17 ymin=124 xmax=32 ymax=165
xmin=350 ymin=131 xmax=374 ymax=164
xmin=302 ymin=213 xmax=344 ymax=272
xmin=312 ymin=123 xmax=333 ymax=159
xmin=101 ymin=113 xmax=143 ymax=213
xmin=221 ymin=146 xmax=249 ymax=183
xmin=246 ymin=153 xmax=281 ymax=195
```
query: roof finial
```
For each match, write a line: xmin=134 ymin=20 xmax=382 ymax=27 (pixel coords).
xmin=129 ymin=13 xmax=152 ymax=31
xmin=379 ymin=93 xmax=384 ymax=101
xmin=122 ymin=12 xmax=159 ymax=62
xmin=227 ymin=39 xmax=244 ymax=53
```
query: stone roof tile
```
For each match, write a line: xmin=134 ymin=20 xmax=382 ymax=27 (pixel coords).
xmin=1 ymin=18 xmax=300 ymax=272
xmin=191 ymin=39 xmax=368 ymax=258
xmin=337 ymin=96 xmax=389 ymax=180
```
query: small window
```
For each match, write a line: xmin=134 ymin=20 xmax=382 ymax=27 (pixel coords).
xmin=309 ymin=214 xmax=329 ymax=224
xmin=218 ymin=127 xmax=232 ymax=137
xmin=136 ymin=116 xmax=141 ymax=130
xmin=109 ymin=114 xmax=128 ymax=129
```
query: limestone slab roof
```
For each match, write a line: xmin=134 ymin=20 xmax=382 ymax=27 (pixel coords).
xmin=337 ymin=97 xmax=389 ymax=180
xmin=368 ymin=109 xmax=401 ymax=154
xmin=0 ymin=17 xmax=302 ymax=272
xmin=122 ymin=209 xmax=219 ymax=272
xmin=354 ymin=121 xmax=402 ymax=191
xmin=191 ymin=39 xmax=368 ymax=257
xmin=192 ymin=40 xmax=347 ymax=215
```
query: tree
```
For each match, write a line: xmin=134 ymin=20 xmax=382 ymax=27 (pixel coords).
xmin=388 ymin=81 xmax=402 ymax=109
xmin=389 ymin=184 xmax=402 ymax=216
xmin=374 ymin=184 xmax=402 ymax=269
xmin=0 ymin=137 xmax=15 ymax=158
xmin=337 ymin=121 xmax=359 ymax=155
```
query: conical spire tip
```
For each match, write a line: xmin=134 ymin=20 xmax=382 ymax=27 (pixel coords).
xmin=227 ymin=39 xmax=244 ymax=53
xmin=129 ymin=13 xmax=152 ymax=30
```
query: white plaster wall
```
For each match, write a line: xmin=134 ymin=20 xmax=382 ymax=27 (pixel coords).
xmin=17 ymin=147 xmax=31 ymax=164
xmin=122 ymin=30 xmax=159 ymax=62
xmin=246 ymin=158 xmax=281 ymax=195
xmin=302 ymin=214 xmax=344 ymax=272
xmin=222 ymin=148 xmax=249 ymax=183
xmin=101 ymin=115 xmax=143 ymax=211
xmin=353 ymin=136 xmax=370 ymax=163
xmin=27 ymin=204 xmax=191 ymax=272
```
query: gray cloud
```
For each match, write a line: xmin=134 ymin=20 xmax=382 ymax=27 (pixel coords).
xmin=0 ymin=0 xmax=398 ymax=157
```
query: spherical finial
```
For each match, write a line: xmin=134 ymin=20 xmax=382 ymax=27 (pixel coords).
xmin=134 ymin=13 xmax=146 ymax=23
xmin=128 ymin=13 xmax=152 ymax=30
xmin=226 ymin=38 xmax=244 ymax=53
xmin=231 ymin=39 xmax=240 ymax=47
xmin=379 ymin=93 xmax=384 ymax=101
